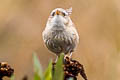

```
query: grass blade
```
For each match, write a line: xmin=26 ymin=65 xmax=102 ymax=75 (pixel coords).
xmin=33 ymin=53 xmax=44 ymax=80
xmin=10 ymin=75 xmax=15 ymax=80
xmin=44 ymin=61 xmax=52 ymax=80
xmin=53 ymin=53 xmax=64 ymax=80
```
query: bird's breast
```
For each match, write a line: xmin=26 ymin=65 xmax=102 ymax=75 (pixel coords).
xmin=50 ymin=23 xmax=65 ymax=31
xmin=51 ymin=30 xmax=74 ymax=45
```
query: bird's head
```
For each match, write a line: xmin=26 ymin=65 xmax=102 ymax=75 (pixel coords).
xmin=47 ymin=8 xmax=73 ymax=28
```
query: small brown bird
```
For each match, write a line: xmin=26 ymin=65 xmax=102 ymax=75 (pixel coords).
xmin=42 ymin=8 xmax=79 ymax=60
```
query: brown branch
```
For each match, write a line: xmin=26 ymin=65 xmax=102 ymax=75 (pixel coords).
xmin=52 ymin=56 xmax=88 ymax=80
xmin=0 ymin=62 xmax=14 ymax=80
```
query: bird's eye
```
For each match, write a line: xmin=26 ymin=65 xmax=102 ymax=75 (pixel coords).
xmin=62 ymin=12 xmax=66 ymax=16
xmin=51 ymin=12 xmax=55 ymax=16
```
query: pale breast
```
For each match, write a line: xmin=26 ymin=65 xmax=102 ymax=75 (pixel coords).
xmin=42 ymin=28 xmax=79 ymax=55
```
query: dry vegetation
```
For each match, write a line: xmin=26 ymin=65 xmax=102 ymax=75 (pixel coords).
xmin=0 ymin=0 xmax=120 ymax=80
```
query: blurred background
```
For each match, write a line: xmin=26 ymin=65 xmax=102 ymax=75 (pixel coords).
xmin=0 ymin=0 xmax=120 ymax=80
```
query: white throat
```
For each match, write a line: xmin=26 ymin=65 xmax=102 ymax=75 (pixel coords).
xmin=50 ymin=15 xmax=65 ymax=30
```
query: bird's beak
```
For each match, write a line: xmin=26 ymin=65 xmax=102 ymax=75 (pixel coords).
xmin=56 ymin=10 xmax=60 ymax=15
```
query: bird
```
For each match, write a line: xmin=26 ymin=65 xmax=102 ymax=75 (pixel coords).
xmin=42 ymin=7 xmax=79 ymax=61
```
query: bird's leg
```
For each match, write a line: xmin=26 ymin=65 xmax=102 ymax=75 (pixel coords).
xmin=55 ymin=54 xmax=60 ymax=63
xmin=69 ymin=52 xmax=73 ymax=58
xmin=55 ymin=56 xmax=58 ymax=63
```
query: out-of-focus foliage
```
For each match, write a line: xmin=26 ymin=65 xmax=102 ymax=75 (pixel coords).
xmin=33 ymin=53 xmax=64 ymax=80
xmin=10 ymin=75 xmax=15 ymax=80
xmin=33 ymin=53 xmax=44 ymax=80
xmin=11 ymin=53 xmax=72 ymax=80
xmin=44 ymin=61 xmax=52 ymax=80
